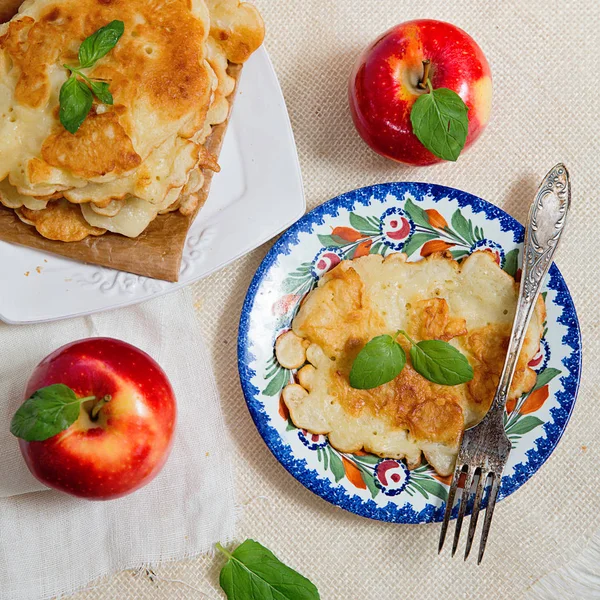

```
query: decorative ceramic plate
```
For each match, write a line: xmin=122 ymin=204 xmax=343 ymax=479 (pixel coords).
xmin=238 ymin=182 xmax=581 ymax=523
xmin=0 ymin=48 xmax=304 ymax=325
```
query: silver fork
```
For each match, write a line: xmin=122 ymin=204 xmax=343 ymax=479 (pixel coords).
xmin=438 ymin=163 xmax=571 ymax=563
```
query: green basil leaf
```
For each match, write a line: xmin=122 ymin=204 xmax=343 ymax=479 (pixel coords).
xmin=349 ymin=335 xmax=406 ymax=389
xmin=532 ymin=367 xmax=561 ymax=392
xmin=505 ymin=415 xmax=544 ymax=436
xmin=89 ymin=80 xmax=113 ymax=104
xmin=10 ymin=384 xmax=81 ymax=442
xmin=219 ymin=539 xmax=320 ymax=600
xmin=410 ymin=87 xmax=469 ymax=161
xmin=59 ymin=76 xmax=93 ymax=134
xmin=503 ymin=248 xmax=520 ymax=277
xmin=409 ymin=340 xmax=473 ymax=385
xmin=78 ymin=20 xmax=125 ymax=68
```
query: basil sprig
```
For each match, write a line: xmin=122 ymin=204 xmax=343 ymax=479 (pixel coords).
xmin=59 ymin=20 xmax=124 ymax=134
xmin=217 ymin=540 xmax=320 ymax=600
xmin=10 ymin=384 xmax=111 ymax=442
xmin=349 ymin=331 xmax=473 ymax=390
xmin=10 ymin=384 xmax=96 ymax=442
xmin=410 ymin=61 xmax=470 ymax=162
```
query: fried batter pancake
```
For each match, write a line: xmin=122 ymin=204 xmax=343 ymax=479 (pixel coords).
xmin=17 ymin=199 xmax=105 ymax=241
xmin=41 ymin=111 xmax=142 ymax=180
xmin=0 ymin=0 xmax=264 ymax=241
xmin=276 ymin=251 xmax=545 ymax=476
xmin=0 ymin=178 xmax=48 ymax=210
xmin=0 ymin=0 xmax=212 ymax=190
xmin=206 ymin=0 xmax=264 ymax=63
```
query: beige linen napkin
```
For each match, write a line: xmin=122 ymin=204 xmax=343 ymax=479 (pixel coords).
xmin=0 ymin=289 xmax=235 ymax=600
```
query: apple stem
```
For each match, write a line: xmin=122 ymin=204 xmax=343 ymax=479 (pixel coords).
xmin=90 ymin=395 xmax=112 ymax=421
xmin=418 ymin=59 xmax=431 ymax=90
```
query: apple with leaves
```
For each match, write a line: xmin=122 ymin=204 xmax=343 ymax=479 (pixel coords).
xmin=349 ymin=19 xmax=492 ymax=165
xmin=11 ymin=338 xmax=176 ymax=500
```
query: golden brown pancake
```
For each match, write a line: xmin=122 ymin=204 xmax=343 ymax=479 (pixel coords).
xmin=17 ymin=199 xmax=105 ymax=241
xmin=0 ymin=0 xmax=264 ymax=240
xmin=276 ymin=251 xmax=545 ymax=476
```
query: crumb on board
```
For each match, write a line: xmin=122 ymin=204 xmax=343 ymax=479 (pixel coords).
xmin=24 ymin=271 xmax=29 ymax=276
xmin=36 ymin=266 xmax=42 ymax=274
xmin=581 ymin=445 xmax=588 ymax=453
xmin=205 ymin=452 xmax=210 ymax=457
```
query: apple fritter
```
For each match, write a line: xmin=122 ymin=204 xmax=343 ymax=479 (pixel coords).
xmin=276 ymin=251 xmax=545 ymax=476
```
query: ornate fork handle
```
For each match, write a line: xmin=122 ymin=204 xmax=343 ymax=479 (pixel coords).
xmin=491 ymin=164 xmax=571 ymax=415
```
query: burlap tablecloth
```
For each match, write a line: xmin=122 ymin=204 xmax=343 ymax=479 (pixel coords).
xmin=68 ymin=1 xmax=598 ymax=598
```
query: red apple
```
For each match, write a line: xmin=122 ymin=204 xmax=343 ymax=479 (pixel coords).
xmin=349 ymin=19 xmax=492 ymax=165
xmin=15 ymin=338 xmax=176 ymax=500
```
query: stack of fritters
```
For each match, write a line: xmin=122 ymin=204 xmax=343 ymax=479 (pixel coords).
xmin=0 ymin=0 xmax=264 ymax=241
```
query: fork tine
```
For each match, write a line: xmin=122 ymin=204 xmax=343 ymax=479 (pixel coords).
xmin=438 ymin=464 xmax=463 ymax=553
xmin=464 ymin=469 xmax=485 ymax=560
xmin=477 ymin=472 xmax=502 ymax=564
xmin=451 ymin=466 xmax=473 ymax=557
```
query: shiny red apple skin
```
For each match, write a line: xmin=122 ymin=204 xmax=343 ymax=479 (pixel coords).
xmin=19 ymin=338 xmax=176 ymax=500
xmin=349 ymin=19 xmax=492 ymax=165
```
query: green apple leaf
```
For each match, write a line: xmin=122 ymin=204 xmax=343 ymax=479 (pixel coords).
xmin=410 ymin=87 xmax=469 ymax=161
xmin=10 ymin=384 xmax=85 ymax=442
xmin=217 ymin=540 xmax=320 ymax=600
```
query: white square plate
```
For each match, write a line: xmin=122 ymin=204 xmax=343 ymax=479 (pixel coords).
xmin=0 ymin=48 xmax=304 ymax=325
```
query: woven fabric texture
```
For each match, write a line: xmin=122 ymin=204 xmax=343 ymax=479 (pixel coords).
xmin=68 ymin=0 xmax=598 ymax=598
